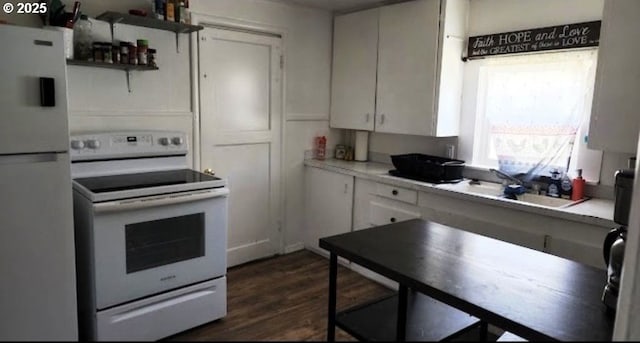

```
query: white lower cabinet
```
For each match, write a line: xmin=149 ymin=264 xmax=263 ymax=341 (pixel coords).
xmin=543 ymin=233 xmax=605 ymax=269
xmin=304 ymin=167 xmax=609 ymax=289
xmin=304 ymin=167 xmax=354 ymax=260
xmin=418 ymin=190 xmax=609 ymax=269
xmin=369 ymin=201 xmax=421 ymax=227
xmin=351 ymin=178 xmax=421 ymax=288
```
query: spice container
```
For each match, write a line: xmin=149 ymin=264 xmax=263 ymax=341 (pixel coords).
xmin=137 ymin=39 xmax=148 ymax=65
xmin=164 ymin=0 xmax=175 ymax=21
xmin=112 ymin=44 xmax=120 ymax=64
xmin=128 ymin=42 xmax=138 ymax=65
xmin=147 ymin=48 xmax=157 ymax=68
xmin=119 ymin=41 xmax=129 ymax=64
xmin=92 ymin=42 xmax=104 ymax=62
xmin=73 ymin=14 xmax=92 ymax=61
xmin=103 ymin=43 xmax=113 ymax=64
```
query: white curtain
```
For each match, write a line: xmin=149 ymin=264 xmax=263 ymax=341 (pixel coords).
xmin=473 ymin=49 xmax=598 ymax=181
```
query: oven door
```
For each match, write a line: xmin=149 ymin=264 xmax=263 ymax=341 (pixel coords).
xmin=90 ymin=187 xmax=229 ymax=310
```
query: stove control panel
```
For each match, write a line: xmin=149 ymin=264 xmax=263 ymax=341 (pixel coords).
xmin=69 ymin=131 xmax=189 ymax=161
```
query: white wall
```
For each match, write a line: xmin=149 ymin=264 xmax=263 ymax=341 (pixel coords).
xmin=368 ymin=132 xmax=457 ymax=161
xmin=458 ymin=0 xmax=633 ymax=188
xmin=467 ymin=0 xmax=604 ymax=35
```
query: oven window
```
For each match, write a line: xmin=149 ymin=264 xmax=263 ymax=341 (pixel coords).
xmin=125 ymin=213 xmax=205 ymax=274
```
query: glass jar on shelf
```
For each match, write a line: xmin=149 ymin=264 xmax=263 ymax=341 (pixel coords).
xmin=103 ymin=43 xmax=113 ymax=64
xmin=73 ymin=14 xmax=92 ymax=61
xmin=128 ymin=42 xmax=138 ymax=65
xmin=119 ymin=41 xmax=130 ymax=64
xmin=136 ymin=39 xmax=148 ymax=65
xmin=147 ymin=48 xmax=157 ymax=68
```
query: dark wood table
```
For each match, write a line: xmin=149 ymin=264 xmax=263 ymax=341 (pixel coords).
xmin=319 ymin=218 xmax=615 ymax=341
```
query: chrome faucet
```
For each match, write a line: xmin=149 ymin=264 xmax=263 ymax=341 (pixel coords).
xmin=489 ymin=168 xmax=524 ymax=186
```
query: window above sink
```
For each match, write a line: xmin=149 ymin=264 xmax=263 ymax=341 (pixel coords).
xmin=462 ymin=49 xmax=603 ymax=184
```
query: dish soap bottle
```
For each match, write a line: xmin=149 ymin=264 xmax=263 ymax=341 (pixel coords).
xmin=547 ymin=169 xmax=561 ymax=198
xmin=560 ymin=171 xmax=573 ymax=199
xmin=571 ymin=169 xmax=586 ymax=200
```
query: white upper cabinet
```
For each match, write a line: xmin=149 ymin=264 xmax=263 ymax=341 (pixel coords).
xmin=329 ymin=8 xmax=378 ymax=131
xmin=376 ymin=0 xmax=440 ymax=135
xmin=588 ymin=0 xmax=640 ymax=154
xmin=330 ymin=0 xmax=468 ymax=137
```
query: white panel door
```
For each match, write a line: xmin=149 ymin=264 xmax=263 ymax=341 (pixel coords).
xmin=329 ymin=8 xmax=378 ymax=131
xmin=199 ymin=27 xmax=282 ymax=267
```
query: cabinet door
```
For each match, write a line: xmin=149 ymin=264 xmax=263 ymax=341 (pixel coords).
xmin=329 ymin=8 xmax=378 ymax=131
xmin=376 ymin=0 xmax=440 ymax=136
xmin=369 ymin=201 xmax=421 ymax=226
xmin=544 ymin=235 xmax=604 ymax=269
xmin=588 ymin=0 xmax=640 ymax=153
xmin=304 ymin=167 xmax=354 ymax=257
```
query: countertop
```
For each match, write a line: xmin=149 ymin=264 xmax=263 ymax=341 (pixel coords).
xmin=305 ymin=158 xmax=615 ymax=228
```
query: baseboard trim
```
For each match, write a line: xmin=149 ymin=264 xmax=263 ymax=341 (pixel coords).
xmin=283 ymin=242 xmax=305 ymax=254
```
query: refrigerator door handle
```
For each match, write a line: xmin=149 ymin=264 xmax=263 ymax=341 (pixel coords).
xmin=0 ymin=153 xmax=60 ymax=165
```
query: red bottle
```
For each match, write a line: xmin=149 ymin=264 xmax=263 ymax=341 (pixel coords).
xmin=571 ymin=169 xmax=586 ymax=201
xmin=315 ymin=136 xmax=326 ymax=160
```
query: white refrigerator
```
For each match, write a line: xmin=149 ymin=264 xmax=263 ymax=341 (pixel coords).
xmin=0 ymin=25 xmax=78 ymax=340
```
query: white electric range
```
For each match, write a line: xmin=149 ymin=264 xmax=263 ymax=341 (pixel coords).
xmin=70 ymin=131 xmax=228 ymax=341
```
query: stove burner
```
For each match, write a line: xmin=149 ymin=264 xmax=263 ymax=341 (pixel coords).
xmin=74 ymin=169 xmax=221 ymax=194
xmin=388 ymin=169 xmax=463 ymax=184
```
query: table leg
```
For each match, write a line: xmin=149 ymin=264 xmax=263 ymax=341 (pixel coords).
xmin=479 ymin=321 xmax=488 ymax=341
xmin=327 ymin=253 xmax=337 ymax=342
xmin=396 ymin=285 xmax=408 ymax=341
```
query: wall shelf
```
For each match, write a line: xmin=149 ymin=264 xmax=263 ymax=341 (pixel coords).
xmin=66 ymin=59 xmax=159 ymax=93
xmin=66 ymin=59 xmax=159 ymax=71
xmin=96 ymin=11 xmax=204 ymax=53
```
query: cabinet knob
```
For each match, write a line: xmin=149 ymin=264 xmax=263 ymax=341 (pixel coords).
xmin=392 ymin=189 xmax=398 ymax=196
xmin=203 ymin=168 xmax=215 ymax=175
xmin=366 ymin=113 xmax=370 ymax=122
xmin=390 ymin=217 xmax=396 ymax=223
xmin=380 ymin=114 xmax=386 ymax=125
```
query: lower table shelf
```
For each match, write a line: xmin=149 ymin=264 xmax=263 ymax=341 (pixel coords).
xmin=336 ymin=291 xmax=481 ymax=341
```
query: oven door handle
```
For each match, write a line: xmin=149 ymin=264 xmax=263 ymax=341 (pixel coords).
xmin=93 ymin=188 xmax=229 ymax=213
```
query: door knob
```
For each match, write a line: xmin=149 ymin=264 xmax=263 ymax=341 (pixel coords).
xmin=203 ymin=168 xmax=215 ymax=175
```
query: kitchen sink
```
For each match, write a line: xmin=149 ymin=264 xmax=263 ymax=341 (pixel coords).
xmin=516 ymin=193 xmax=588 ymax=208
xmin=441 ymin=180 xmax=588 ymax=208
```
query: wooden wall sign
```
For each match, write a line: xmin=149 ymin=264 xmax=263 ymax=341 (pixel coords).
xmin=467 ymin=21 xmax=601 ymax=60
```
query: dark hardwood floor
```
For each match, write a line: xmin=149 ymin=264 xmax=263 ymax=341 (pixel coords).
xmin=165 ymin=249 xmax=498 ymax=341
xmin=165 ymin=249 xmax=394 ymax=341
